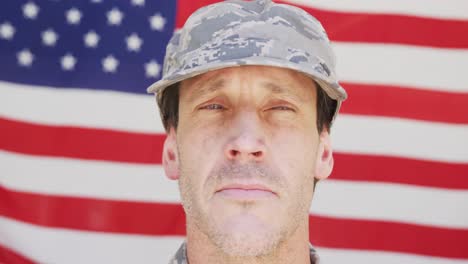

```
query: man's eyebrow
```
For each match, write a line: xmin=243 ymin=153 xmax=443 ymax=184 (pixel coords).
xmin=188 ymin=78 xmax=226 ymax=103
xmin=261 ymin=81 xmax=305 ymax=102
xmin=263 ymin=82 xmax=288 ymax=94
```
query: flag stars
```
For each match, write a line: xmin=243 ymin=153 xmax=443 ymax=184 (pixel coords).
xmin=23 ymin=2 xmax=40 ymax=19
xmin=84 ymin=30 xmax=100 ymax=48
xmin=61 ymin=53 xmax=77 ymax=71
xmin=66 ymin=8 xmax=82 ymax=25
xmin=145 ymin=60 xmax=161 ymax=78
xmin=149 ymin=13 xmax=166 ymax=31
xmin=0 ymin=22 xmax=15 ymax=40
xmin=102 ymin=55 xmax=119 ymax=73
xmin=17 ymin=49 xmax=34 ymax=67
xmin=42 ymin=29 xmax=59 ymax=47
xmin=107 ymin=8 xmax=124 ymax=26
xmin=131 ymin=0 xmax=145 ymax=6
xmin=126 ymin=33 xmax=142 ymax=52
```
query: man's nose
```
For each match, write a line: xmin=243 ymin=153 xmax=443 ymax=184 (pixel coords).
xmin=224 ymin=112 xmax=266 ymax=162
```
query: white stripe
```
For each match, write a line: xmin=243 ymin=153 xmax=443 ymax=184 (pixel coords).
xmin=0 ymin=81 xmax=163 ymax=133
xmin=312 ymin=180 xmax=468 ymax=229
xmin=334 ymin=43 xmax=468 ymax=93
xmin=0 ymin=216 xmax=184 ymax=264
xmin=0 ymin=150 xmax=180 ymax=203
xmin=333 ymin=115 xmax=468 ymax=163
xmin=284 ymin=0 xmax=468 ymax=20
xmin=2 ymin=151 xmax=468 ymax=229
xmin=317 ymin=247 xmax=468 ymax=264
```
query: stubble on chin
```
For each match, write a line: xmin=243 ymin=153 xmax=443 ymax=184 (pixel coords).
xmin=178 ymin=161 xmax=310 ymax=258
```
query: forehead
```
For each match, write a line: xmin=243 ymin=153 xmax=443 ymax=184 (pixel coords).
xmin=180 ymin=65 xmax=317 ymax=98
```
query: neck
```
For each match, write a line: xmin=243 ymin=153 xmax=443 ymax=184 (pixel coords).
xmin=185 ymin=218 xmax=311 ymax=264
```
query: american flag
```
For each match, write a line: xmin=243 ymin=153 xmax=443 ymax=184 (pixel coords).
xmin=1 ymin=0 xmax=467 ymax=263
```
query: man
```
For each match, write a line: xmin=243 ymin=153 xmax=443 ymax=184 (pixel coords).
xmin=147 ymin=0 xmax=347 ymax=263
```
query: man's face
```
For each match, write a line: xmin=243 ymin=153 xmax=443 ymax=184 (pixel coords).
xmin=164 ymin=65 xmax=332 ymax=256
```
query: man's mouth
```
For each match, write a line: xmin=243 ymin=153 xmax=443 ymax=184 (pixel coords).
xmin=215 ymin=183 xmax=277 ymax=199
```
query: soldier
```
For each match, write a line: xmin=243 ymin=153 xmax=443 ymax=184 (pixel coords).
xmin=147 ymin=0 xmax=347 ymax=263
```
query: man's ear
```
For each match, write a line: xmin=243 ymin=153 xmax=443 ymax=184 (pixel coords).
xmin=162 ymin=127 xmax=180 ymax=180
xmin=314 ymin=130 xmax=334 ymax=180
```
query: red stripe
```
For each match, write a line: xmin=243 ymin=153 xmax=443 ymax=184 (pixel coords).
xmin=0 ymin=117 xmax=164 ymax=164
xmin=1 ymin=117 xmax=467 ymax=190
xmin=340 ymin=82 xmax=468 ymax=124
xmin=0 ymin=186 xmax=186 ymax=236
xmin=333 ymin=153 xmax=468 ymax=190
xmin=176 ymin=0 xmax=219 ymax=28
xmin=1 ymin=187 xmax=467 ymax=259
xmin=296 ymin=4 xmax=468 ymax=49
xmin=309 ymin=215 xmax=468 ymax=259
xmin=0 ymin=244 xmax=35 ymax=264
xmin=176 ymin=0 xmax=468 ymax=49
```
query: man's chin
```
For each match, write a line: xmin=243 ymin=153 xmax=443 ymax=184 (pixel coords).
xmin=209 ymin=214 xmax=282 ymax=257
xmin=213 ymin=229 xmax=281 ymax=257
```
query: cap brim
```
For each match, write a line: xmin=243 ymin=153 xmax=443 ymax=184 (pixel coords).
xmin=147 ymin=57 xmax=346 ymax=101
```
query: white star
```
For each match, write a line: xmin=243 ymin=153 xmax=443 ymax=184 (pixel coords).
xmin=149 ymin=13 xmax=166 ymax=31
xmin=145 ymin=60 xmax=161 ymax=78
xmin=17 ymin=49 xmax=34 ymax=67
xmin=41 ymin=29 xmax=59 ymax=46
xmin=91 ymin=0 xmax=102 ymax=3
xmin=23 ymin=2 xmax=40 ymax=19
xmin=126 ymin=33 xmax=143 ymax=52
xmin=66 ymin=8 xmax=82 ymax=25
xmin=61 ymin=53 xmax=77 ymax=71
xmin=102 ymin=55 xmax=119 ymax=73
xmin=0 ymin=22 xmax=15 ymax=40
xmin=131 ymin=0 xmax=145 ymax=6
xmin=107 ymin=8 xmax=124 ymax=26
xmin=84 ymin=30 xmax=100 ymax=48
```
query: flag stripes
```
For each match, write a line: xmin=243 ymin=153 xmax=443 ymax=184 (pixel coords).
xmin=2 ymin=151 xmax=467 ymax=228
xmin=1 ymin=187 xmax=467 ymax=259
xmin=0 ymin=216 xmax=184 ymax=264
xmin=2 ymin=151 xmax=467 ymax=205
xmin=2 ymin=214 xmax=467 ymax=264
xmin=3 ymin=111 xmax=468 ymax=165
xmin=177 ymin=0 xmax=468 ymax=48
xmin=2 ymin=117 xmax=467 ymax=189
xmin=341 ymin=82 xmax=468 ymax=124
xmin=284 ymin=0 xmax=468 ymax=20
xmin=316 ymin=248 xmax=468 ymax=264
xmin=0 ymin=117 xmax=164 ymax=164
xmin=0 ymin=243 xmax=35 ymax=264
xmin=312 ymin=181 xmax=468 ymax=229
xmin=287 ymin=2 xmax=468 ymax=49
xmin=333 ymin=43 xmax=468 ymax=93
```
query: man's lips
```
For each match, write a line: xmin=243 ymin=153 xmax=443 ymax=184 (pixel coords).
xmin=215 ymin=183 xmax=277 ymax=199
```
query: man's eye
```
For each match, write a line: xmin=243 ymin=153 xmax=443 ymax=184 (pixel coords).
xmin=200 ymin=104 xmax=225 ymax=110
xmin=270 ymin=106 xmax=294 ymax=111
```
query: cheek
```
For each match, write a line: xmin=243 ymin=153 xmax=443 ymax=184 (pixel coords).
xmin=177 ymin=123 xmax=224 ymax=193
xmin=270 ymin=128 xmax=318 ymax=182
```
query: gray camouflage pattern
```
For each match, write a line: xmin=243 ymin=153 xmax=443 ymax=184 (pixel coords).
xmin=169 ymin=242 xmax=320 ymax=264
xmin=169 ymin=242 xmax=187 ymax=264
xmin=147 ymin=0 xmax=347 ymax=122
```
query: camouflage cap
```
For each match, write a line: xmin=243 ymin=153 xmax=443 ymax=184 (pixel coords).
xmin=147 ymin=0 xmax=347 ymax=122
